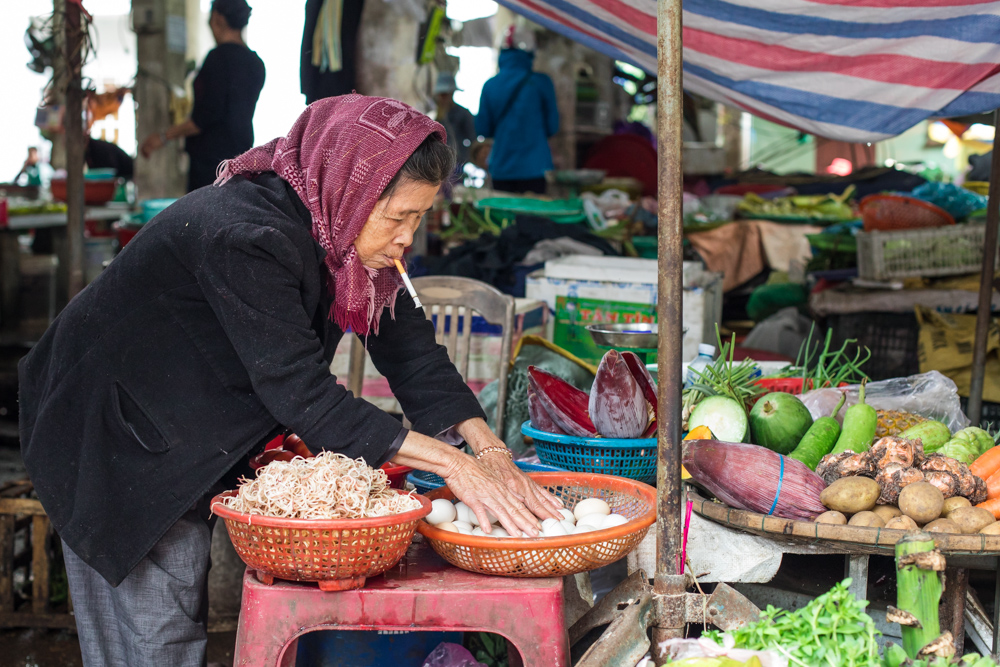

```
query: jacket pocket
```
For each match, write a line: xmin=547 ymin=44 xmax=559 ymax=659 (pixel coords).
xmin=112 ymin=381 xmax=171 ymax=453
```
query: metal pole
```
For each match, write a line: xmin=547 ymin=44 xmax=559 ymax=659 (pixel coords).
xmin=653 ymin=0 xmax=685 ymax=656
xmin=64 ymin=0 xmax=85 ymax=299
xmin=967 ymin=109 xmax=1000 ymax=425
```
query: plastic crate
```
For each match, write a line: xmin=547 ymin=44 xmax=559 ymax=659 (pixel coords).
xmin=857 ymin=225 xmax=999 ymax=281
xmin=826 ymin=311 xmax=919 ymax=381
xmin=959 ymin=397 xmax=1000 ymax=430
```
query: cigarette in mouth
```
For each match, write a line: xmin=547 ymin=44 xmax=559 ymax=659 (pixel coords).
xmin=393 ymin=259 xmax=423 ymax=309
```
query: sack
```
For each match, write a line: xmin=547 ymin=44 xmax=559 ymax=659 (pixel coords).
xmin=915 ymin=305 xmax=1000 ymax=403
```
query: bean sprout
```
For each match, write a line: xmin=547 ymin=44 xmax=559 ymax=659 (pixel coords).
xmin=221 ymin=451 xmax=421 ymax=519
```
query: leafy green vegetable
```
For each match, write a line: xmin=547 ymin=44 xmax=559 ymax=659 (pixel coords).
xmin=682 ymin=327 xmax=764 ymax=425
xmin=703 ymin=579 xmax=879 ymax=667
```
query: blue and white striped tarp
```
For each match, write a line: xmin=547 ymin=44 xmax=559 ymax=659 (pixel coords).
xmin=495 ymin=0 xmax=1000 ymax=141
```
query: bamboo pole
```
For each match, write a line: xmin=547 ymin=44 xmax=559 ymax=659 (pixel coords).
xmin=894 ymin=532 xmax=948 ymax=659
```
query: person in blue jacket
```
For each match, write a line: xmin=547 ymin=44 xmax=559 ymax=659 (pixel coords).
xmin=476 ymin=26 xmax=559 ymax=194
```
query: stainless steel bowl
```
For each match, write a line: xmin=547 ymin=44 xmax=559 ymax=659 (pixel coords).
xmin=586 ymin=323 xmax=688 ymax=350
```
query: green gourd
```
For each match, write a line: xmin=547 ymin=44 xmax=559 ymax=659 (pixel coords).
xmin=787 ymin=394 xmax=845 ymax=470
xmin=830 ymin=379 xmax=877 ymax=455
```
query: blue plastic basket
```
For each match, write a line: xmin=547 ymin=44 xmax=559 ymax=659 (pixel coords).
xmin=521 ymin=422 xmax=658 ymax=484
xmin=407 ymin=460 xmax=566 ymax=495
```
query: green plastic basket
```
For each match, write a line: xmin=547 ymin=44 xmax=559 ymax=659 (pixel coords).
xmin=476 ymin=197 xmax=585 ymax=224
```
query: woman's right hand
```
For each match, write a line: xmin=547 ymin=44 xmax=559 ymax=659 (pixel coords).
xmin=439 ymin=455 xmax=545 ymax=537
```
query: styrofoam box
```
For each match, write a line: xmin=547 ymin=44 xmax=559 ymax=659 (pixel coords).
xmin=525 ymin=256 xmax=723 ymax=364
xmin=330 ymin=298 xmax=547 ymax=413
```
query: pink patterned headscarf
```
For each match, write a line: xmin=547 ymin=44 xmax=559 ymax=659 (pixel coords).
xmin=215 ymin=94 xmax=447 ymax=335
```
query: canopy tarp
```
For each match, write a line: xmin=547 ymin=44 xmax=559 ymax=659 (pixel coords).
xmin=495 ymin=0 xmax=1000 ymax=142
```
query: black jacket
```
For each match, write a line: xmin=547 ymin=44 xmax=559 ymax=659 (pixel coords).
xmin=18 ymin=173 xmax=485 ymax=586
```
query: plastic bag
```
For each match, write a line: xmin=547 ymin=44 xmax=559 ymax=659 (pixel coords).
xmin=911 ymin=182 xmax=986 ymax=221
xmin=800 ymin=371 xmax=970 ymax=433
xmin=657 ymin=637 xmax=787 ymax=667
xmin=421 ymin=642 xmax=487 ymax=667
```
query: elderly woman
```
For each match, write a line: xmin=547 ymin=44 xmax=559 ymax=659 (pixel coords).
xmin=19 ymin=95 xmax=561 ymax=666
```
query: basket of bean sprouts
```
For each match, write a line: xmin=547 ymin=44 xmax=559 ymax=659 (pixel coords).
xmin=211 ymin=451 xmax=431 ymax=591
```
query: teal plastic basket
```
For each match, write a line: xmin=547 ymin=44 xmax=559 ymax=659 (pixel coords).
xmin=407 ymin=460 xmax=566 ymax=495
xmin=522 ymin=422 xmax=657 ymax=484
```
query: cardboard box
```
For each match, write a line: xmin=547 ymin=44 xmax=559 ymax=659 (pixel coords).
xmin=526 ymin=256 xmax=722 ymax=364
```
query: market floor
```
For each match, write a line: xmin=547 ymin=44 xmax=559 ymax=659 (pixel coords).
xmin=0 ymin=628 xmax=238 ymax=667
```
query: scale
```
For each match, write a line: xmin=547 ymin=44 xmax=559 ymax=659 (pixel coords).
xmin=586 ymin=323 xmax=666 ymax=365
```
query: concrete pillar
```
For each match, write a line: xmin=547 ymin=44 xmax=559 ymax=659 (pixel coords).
xmin=133 ymin=0 xmax=188 ymax=199
xmin=357 ymin=0 xmax=426 ymax=109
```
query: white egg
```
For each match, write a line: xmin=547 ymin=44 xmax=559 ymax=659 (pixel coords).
xmin=574 ymin=498 xmax=611 ymax=521
xmin=436 ymin=522 xmax=459 ymax=533
xmin=541 ymin=518 xmax=562 ymax=532
xmin=486 ymin=527 xmax=510 ymax=538
xmin=542 ymin=521 xmax=570 ymax=537
xmin=558 ymin=509 xmax=576 ymax=525
xmin=602 ymin=514 xmax=628 ymax=529
xmin=455 ymin=502 xmax=476 ymax=525
xmin=573 ymin=524 xmax=596 ymax=535
xmin=471 ymin=527 xmax=485 ymax=536
xmin=576 ymin=513 xmax=607 ymax=530
xmin=452 ymin=520 xmax=473 ymax=532
xmin=455 ymin=525 xmax=473 ymax=535
xmin=560 ymin=520 xmax=577 ymax=533
xmin=427 ymin=499 xmax=457 ymax=526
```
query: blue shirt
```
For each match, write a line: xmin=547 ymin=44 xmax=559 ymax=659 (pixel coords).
xmin=476 ymin=49 xmax=559 ymax=181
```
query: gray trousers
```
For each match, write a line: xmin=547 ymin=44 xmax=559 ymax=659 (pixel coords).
xmin=63 ymin=509 xmax=214 ymax=667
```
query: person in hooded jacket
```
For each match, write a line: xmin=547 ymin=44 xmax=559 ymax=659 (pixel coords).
xmin=476 ymin=26 xmax=559 ymax=194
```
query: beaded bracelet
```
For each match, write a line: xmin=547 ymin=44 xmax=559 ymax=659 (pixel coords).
xmin=476 ymin=446 xmax=513 ymax=461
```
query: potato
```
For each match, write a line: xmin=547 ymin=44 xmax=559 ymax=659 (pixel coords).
xmin=897 ymin=482 xmax=944 ymax=524
xmin=941 ymin=496 xmax=972 ymax=517
xmin=872 ymin=505 xmax=902 ymax=523
xmin=848 ymin=511 xmax=885 ymax=528
xmin=820 ymin=477 xmax=880 ymax=514
xmin=885 ymin=515 xmax=918 ymax=531
xmin=924 ymin=518 xmax=961 ymax=534
xmin=947 ymin=506 xmax=996 ymax=534
xmin=980 ymin=522 xmax=1000 ymax=535
xmin=815 ymin=511 xmax=847 ymax=525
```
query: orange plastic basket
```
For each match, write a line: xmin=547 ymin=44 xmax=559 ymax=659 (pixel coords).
xmin=211 ymin=490 xmax=431 ymax=591
xmin=859 ymin=194 xmax=954 ymax=232
xmin=417 ymin=472 xmax=656 ymax=578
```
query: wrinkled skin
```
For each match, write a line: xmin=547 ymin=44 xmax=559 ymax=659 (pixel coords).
xmin=870 ymin=436 xmax=923 ymax=470
xmin=817 ymin=451 xmax=877 ymax=485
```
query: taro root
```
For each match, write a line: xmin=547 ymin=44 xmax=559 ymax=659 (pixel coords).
xmin=589 ymin=350 xmax=649 ymax=439
xmin=528 ymin=366 xmax=597 ymax=437
xmin=816 ymin=451 xmax=877 ymax=485
xmin=870 ymin=436 xmax=923 ymax=470
xmin=919 ymin=454 xmax=968 ymax=478
xmin=876 ymin=464 xmax=925 ymax=505
xmin=956 ymin=472 xmax=979 ymax=500
xmin=922 ymin=470 xmax=960 ymax=499
xmin=970 ymin=475 xmax=988 ymax=505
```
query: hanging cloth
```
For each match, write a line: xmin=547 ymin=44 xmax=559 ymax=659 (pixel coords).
xmin=312 ymin=0 xmax=344 ymax=73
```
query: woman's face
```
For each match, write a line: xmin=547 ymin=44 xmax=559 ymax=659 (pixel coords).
xmin=354 ymin=179 xmax=439 ymax=270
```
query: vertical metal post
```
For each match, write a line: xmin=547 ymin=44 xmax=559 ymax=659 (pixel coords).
xmin=64 ymin=0 xmax=85 ymax=299
xmin=967 ymin=108 xmax=1000 ymax=425
xmin=653 ymin=0 xmax=686 ymax=658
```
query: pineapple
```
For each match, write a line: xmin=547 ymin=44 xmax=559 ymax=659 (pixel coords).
xmin=876 ymin=410 xmax=927 ymax=438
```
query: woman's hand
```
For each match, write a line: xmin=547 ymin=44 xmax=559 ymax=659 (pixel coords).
xmin=439 ymin=456 xmax=547 ymax=537
xmin=477 ymin=451 xmax=563 ymax=522
xmin=455 ymin=418 xmax=564 ymax=521
xmin=390 ymin=427 xmax=553 ymax=537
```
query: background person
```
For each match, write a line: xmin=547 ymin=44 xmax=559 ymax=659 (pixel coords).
xmin=141 ymin=0 xmax=265 ymax=192
xmin=434 ymin=72 xmax=476 ymax=170
xmin=475 ymin=25 xmax=559 ymax=195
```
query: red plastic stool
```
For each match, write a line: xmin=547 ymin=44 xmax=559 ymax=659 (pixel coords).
xmin=233 ymin=538 xmax=569 ymax=666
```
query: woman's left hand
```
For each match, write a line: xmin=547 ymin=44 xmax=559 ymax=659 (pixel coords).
xmin=456 ymin=418 xmax=564 ymax=521
xmin=477 ymin=450 xmax=564 ymax=521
